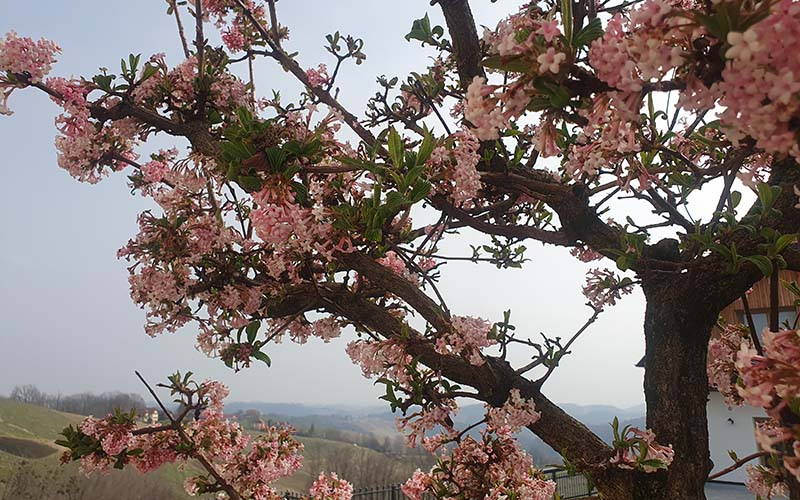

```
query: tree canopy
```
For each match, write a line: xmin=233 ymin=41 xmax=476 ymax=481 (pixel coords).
xmin=3 ymin=0 xmax=800 ymax=498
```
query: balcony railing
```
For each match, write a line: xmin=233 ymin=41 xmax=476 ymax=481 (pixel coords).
xmin=283 ymin=468 xmax=596 ymax=500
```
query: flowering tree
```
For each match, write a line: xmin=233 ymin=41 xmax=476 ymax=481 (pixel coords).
xmin=4 ymin=0 xmax=800 ymax=498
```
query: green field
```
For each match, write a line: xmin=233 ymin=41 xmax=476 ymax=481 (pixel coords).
xmin=0 ymin=399 xmax=427 ymax=499
xmin=0 ymin=399 xmax=190 ymax=499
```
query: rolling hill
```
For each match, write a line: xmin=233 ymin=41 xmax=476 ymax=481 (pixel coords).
xmin=0 ymin=399 xmax=428 ymax=498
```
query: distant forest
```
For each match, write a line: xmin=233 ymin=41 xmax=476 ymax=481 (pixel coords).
xmin=6 ymin=385 xmax=149 ymax=417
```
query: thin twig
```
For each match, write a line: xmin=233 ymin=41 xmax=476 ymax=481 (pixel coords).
xmin=740 ymin=294 xmax=764 ymax=355
xmin=707 ymin=451 xmax=768 ymax=481
xmin=168 ymin=0 xmax=191 ymax=58
xmin=134 ymin=371 xmax=243 ymax=500
xmin=529 ymin=305 xmax=602 ymax=386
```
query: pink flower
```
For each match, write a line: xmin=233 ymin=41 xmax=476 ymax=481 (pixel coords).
xmin=536 ymin=19 xmax=561 ymax=42
xmin=486 ymin=389 xmax=540 ymax=432
xmin=537 ymin=47 xmax=566 ymax=74
xmin=401 ymin=469 xmax=430 ymax=500
xmin=306 ymin=64 xmax=330 ymax=88
xmin=309 ymin=472 xmax=353 ymax=500
xmin=142 ymin=159 xmax=170 ymax=183
xmin=726 ymin=29 xmax=761 ymax=62
xmin=745 ymin=464 xmax=787 ymax=499
xmin=611 ymin=426 xmax=674 ymax=473
xmin=582 ymin=268 xmax=633 ymax=308
xmin=435 ymin=315 xmax=495 ymax=365
xmin=0 ymin=31 xmax=60 ymax=82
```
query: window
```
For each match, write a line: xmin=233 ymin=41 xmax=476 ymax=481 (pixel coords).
xmin=738 ymin=310 xmax=797 ymax=344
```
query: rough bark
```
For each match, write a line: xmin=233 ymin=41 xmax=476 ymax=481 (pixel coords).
xmin=635 ymin=273 xmax=718 ymax=500
xmin=437 ymin=0 xmax=484 ymax=87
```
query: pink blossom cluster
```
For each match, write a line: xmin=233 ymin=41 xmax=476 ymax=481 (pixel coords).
xmin=403 ymin=425 xmax=556 ymax=500
xmin=486 ymin=389 xmax=541 ymax=433
xmin=399 ymin=89 xmax=429 ymax=116
xmin=736 ymin=329 xmax=800 ymax=411
xmin=377 ymin=250 xmax=416 ymax=283
xmin=464 ymin=6 xmax=573 ymax=140
xmin=735 ymin=328 xmax=800 ymax=484
xmin=581 ymin=268 xmax=633 ymax=308
xmin=713 ymin=0 xmax=800 ymax=158
xmin=481 ymin=5 xmax=568 ymax=76
xmin=464 ymin=76 xmax=529 ymax=141
xmin=309 ymin=472 xmax=354 ymax=500
xmin=428 ymin=130 xmax=482 ymax=206
xmin=0 ymin=31 xmax=61 ymax=115
xmin=707 ymin=322 xmax=750 ymax=406
xmin=250 ymin=183 xmax=352 ymax=283
xmin=530 ymin=117 xmax=560 ymax=158
xmin=0 ymin=31 xmax=60 ymax=83
xmin=569 ymin=245 xmax=603 ymax=263
xmin=201 ymin=0 xmax=270 ymax=53
xmin=565 ymin=93 xmax=644 ymax=184
xmin=66 ymin=379 xmax=310 ymax=500
xmin=128 ymin=265 xmax=194 ymax=336
xmin=141 ymin=149 xmax=178 ymax=184
xmin=396 ymin=399 xmax=459 ymax=451
xmin=66 ymin=410 xmax=178 ymax=476
xmin=76 ymin=415 xmax=135 ymax=466
xmin=46 ymin=77 xmax=141 ymax=183
xmin=435 ymin=315 xmax=495 ymax=365
xmin=116 ymin=107 xmax=357 ymax=350
xmin=589 ymin=0 xmax=686 ymax=93
xmin=306 ymin=64 xmax=330 ymax=88
xmin=745 ymin=464 xmax=788 ymax=500
xmin=129 ymin=54 xmax=249 ymax=116
xmin=610 ymin=426 xmax=675 ymax=472
xmin=346 ymin=339 xmax=413 ymax=385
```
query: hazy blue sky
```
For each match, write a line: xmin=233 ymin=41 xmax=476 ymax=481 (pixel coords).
xmin=0 ymin=0 xmax=648 ymax=408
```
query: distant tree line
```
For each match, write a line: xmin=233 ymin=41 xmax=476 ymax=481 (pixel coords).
xmin=7 ymin=384 xmax=149 ymax=417
xmin=230 ymin=409 xmax=425 ymax=457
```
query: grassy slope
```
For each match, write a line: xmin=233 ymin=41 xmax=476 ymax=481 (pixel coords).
xmin=0 ymin=400 xmax=82 ymax=441
xmin=0 ymin=400 xmax=421 ymax=497
xmin=0 ymin=400 xmax=80 ymax=489
xmin=0 ymin=400 xmax=195 ymax=498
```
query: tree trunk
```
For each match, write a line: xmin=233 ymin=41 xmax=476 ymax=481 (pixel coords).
xmin=634 ymin=277 xmax=717 ymax=500
xmin=789 ymin=478 xmax=800 ymax=500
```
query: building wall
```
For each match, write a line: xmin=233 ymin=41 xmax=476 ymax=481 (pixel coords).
xmin=718 ymin=270 xmax=800 ymax=327
xmin=707 ymin=391 xmax=766 ymax=483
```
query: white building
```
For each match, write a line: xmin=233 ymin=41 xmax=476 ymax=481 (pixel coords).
xmin=707 ymin=390 xmax=767 ymax=483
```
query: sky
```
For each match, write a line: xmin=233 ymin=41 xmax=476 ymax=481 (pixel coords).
xmin=0 ymin=0 xmax=649 ymax=409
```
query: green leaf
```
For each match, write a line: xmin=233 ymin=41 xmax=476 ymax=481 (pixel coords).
xmin=560 ymin=0 xmax=574 ymax=46
xmin=92 ymin=74 xmax=116 ymax=92
xmin=744 ymin=255 xmax=773 ymax=277
xmin=405 ymin=14 xmax=434 ymax=44
xmin=572 ymin=17 xmax=603 ymax=48
xmin=264 ymin=147 xmax=288 ymax=171
xmin=245 ymin=321 xmax=260 ymax=343
xmin=757 ymin=182 xmax=776 ymax=211
xmin=237 ymin=175 xmax=262 ymax=192
xmin=253 ymin=350 xmax=271 ymax=367
xmin=481 ymin=54 xmax=530 ymax=73
xmin=387 ymin=127 xmax=405 ymax=169
xmin=417 ymin=131 xmax=436 ymax=166
xmin=776 ymin=234 xmax=797 ymax=253
xmin=730 ymin=190 xmax=742 ymax=208
xmin=789 ymin=398 xmax=800 ymax=417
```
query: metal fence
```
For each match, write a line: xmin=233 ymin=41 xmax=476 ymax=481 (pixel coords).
xmin=283 ymin=468 xmax=595 ymax=500
xmin=544 ymin=468 xmax=596 ymax=499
